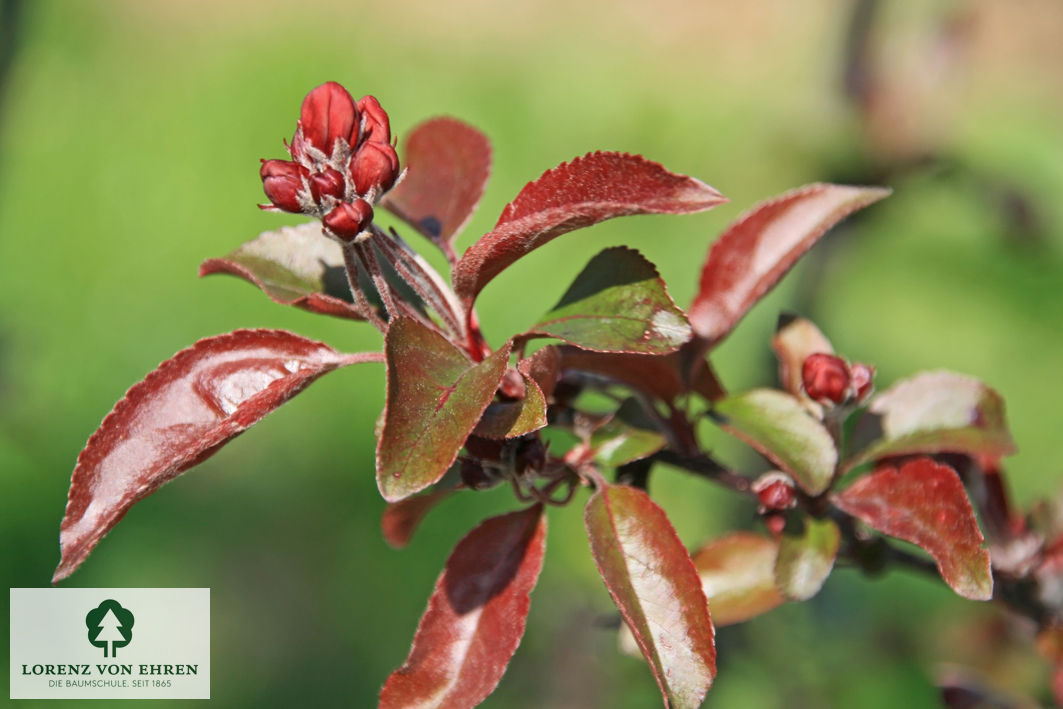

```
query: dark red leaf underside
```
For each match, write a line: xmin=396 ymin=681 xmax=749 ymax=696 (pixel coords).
xmin=381 ymin=487 xmax=456 ymax=549
xmin=453 ymin=152 xmax=726 ymax=304
xmin=692 ymin=532 xmax=785 ymax=626
xmin=379 ymin=505 xmax=546 ymax=709
xmin=54 ymin=330 xmax=381 ymax=582
xmin=558 ymin=346 xmax=721 ymax=403
xmin=689 ymin=183 xmax=890 ymax=347
xmin=377 ymin=317 xmax=511 ymax=502
xmin=834 ymin=458 xmax=993 ymax=600
xmin=382 ymin=117 xmax=492 ymax=260
xmin=199 ymin=223 xmax=364 ymax=319
xmin=585 ymin=484 xmax=716 ymax=709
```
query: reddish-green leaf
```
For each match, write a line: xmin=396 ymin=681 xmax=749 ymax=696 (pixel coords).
xmin=689 ymin=183 xmax=890 ymax=346
xmin=585 ymin=484 xmax=716 ymax=708
xmin=774 ymin=516 xmax=841 ymax=601
xmin=381 ymin=487 xmax=456 ymax=549
xmin=772 ymin=314 xmax=834 ymax=398
xmin=53 ymin=330 xmax=381 ymax=582
xmin=377 ymin=318 xmax=511 ymax=502
xmin=712 ymin=389 xmax=837 ymax=495
xmin=379 ymin=505 xmax=546 ymax=709
xmin=528 ymin=247 xmax=691 ymax=354
xmin=199 ymin=223 xmax=365 ymax=320
xmin=834 ymin=458 xmax=993 ymax=600
xmin=382 ymin=117 xmax=492 ymax=262
xmin=472 ymin=372 xmax=547 ymax=439
xmin=558 ymin=347 xmax=722 ymax=402
xmin=847 ymin=371 xmax=1017 ymax=469
xmin=453 ymin=152 xmax=726 ymax=304
xmin=692 ymin=532 xmax=785 ymax=626
xmin=590 ymin=399 xmax=667 ymax=468
xmin=519 ymin=346 xmax=561 ymax=399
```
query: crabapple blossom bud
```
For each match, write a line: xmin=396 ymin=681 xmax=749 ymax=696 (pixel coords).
xmin=322 ymin=199 xmax=374 ymax=242
xmin=849 ymin=362 xmax=875 ymax=401
xmin=260 ymin=159 xmax=308 ymax=213
xmin=299 ymin=81 xmax=359 ymax=156
xmin=356 ymin=95 xmax=391 ymax=145
xmin=802 ymin=353 xmax=851 ymax=404
xmin=460 ymin=457 xmax=498 ymax=490
xmin=350 ymin=141 xmax=399 ymax=196
xmin=752 ymin=472 xmax=797 ymax=512
xmin=309 ymin=167 xmax=346 ymax=204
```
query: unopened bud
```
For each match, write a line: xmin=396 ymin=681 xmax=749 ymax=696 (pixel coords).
xmin=322 ymin=199 xmax=373 ymax=242
xmin=350 ymin=141 xmax=399 ymax=197
xmin=849 ymin=362 xmax=875 ymax=401
xmin=460 ymin=457 xmax=499 ymax=490
xmin=309 ymin=167 xmax=346 ymax=204
xmin=299 ymin=81 xmax=358 ymax=156
xmin=514 ymin=436 xmax=546 ymax=476
xmin=752 ymin=472 xmax=797 ymax=512
xmin=260 ymin=159 xmax=308 ymax=213
xmin=356 ymin=95 xmax=391 ymax=144
xmin=802 ymin=353 xmax=850 ymax=404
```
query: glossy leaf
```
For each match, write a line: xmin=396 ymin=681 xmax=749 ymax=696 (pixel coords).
xmin=585 ymin=484 xmax=716 ymax=708
xmin=377 ymin=317 xmax=511 ymax=502
xmin=712 ymin=389 xmax=837 ymax=495
xmin=472 ymin=372 xmax=547 ymax=439
xmin=689 ymin=183 xmax=890 ymax=346
xmin=590 ymin=399 xmax=667 ymax=468
xmin=529 ymin=247 xmax=691 ymax=354
xmin=453 ymin=152 xmax=726 ymax=304
xmin=382 ymin=117 xmax=492 ymax=261
xmin=692 ymin=532 xmax=785 ymax=626
xmin=199 ymin=223 xmax=364 ymax=319
xmin=381 ymin=487 xmax=456 ymax=549
xmin=558 ymin=347 xmax=722 ymax=402
xmin=774 ymin=517 xmax=840 ymax=601
xmin=772 ymin=314 xmax=834 ymax=398
xmin=834 ymin=458 xmax=993 ymax=600
xmin=379 ymin=505 xmax=546 ymax=709
xmin=54 ymin=330 xmax=382 ymax=582
xmin=847 ymin=371 xmax=1017 ymax=469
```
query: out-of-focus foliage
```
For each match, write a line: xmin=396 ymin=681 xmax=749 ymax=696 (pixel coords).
xmin=2 ymin=1 xmax=1061 ymax=706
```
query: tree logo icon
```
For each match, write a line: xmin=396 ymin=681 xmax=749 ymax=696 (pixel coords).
xmin=85 ymin=600 xmax=134 ymax=658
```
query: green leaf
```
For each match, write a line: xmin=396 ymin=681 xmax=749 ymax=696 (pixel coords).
xmin=774 ymin=517 xmax=841 ymax=601
xmin=530 ymin=247 xmax=692 ymax=354
xmin=472 ymin=372 xmax=548 ymax=439
xmin=692 ymin=532 xmax=785 ymax=626
xmin=846 ymin=371 xmax=1017 ymax=470
xmin=585 ymin=484 xmax=716 ymax=708
xmin=377 ymin=318 xmax=510 ymax=501
xmin=713 ymin=389 xmax=837 ymax=495
xmin=590 ymin=399 xmax=667 ymax=468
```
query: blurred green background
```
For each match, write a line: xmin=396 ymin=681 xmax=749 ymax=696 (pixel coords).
xmin=2 ymin=1 xmax=1061 ymax=706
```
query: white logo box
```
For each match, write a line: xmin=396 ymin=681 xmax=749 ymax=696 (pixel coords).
xmin=10 ymin=588 xmax=210 ymax=699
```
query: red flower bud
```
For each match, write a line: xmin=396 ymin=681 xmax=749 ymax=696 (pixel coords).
xmin=308 ymin=167 xmax=346 ymax=204
xmin=356 ymin=95 xmax=391 ymax=144
xmin=849 ymin=362 xmax=875 ymax=401
xmin=350 ymin=141 xmax=399 ymax=196
xmin=299 ymin=82 xmax=358 ymax=156
xmin=322 ymin=199 xmax=374 ymax=241
xmin=753 ymin=472 xmax=797 ymax=512
xmin=802 ymin=352 xmax=851 ymax=404
xmin=260 ymin=159 xmax=308 ymax=213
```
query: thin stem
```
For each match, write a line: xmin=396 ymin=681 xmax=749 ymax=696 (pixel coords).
xmin=340 ymin=241 xmax=387 ymax=333
xmin=649 ymin=450 xmax=755 ymax=498
xmin=374 ymin=226 xmax=466 ymax=338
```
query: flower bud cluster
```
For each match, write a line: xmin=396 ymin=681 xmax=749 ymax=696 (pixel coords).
xmin=801 ymin=353 xmax=875 ymax=406
xmin=259 ymin=82 xmax=401 ymax=242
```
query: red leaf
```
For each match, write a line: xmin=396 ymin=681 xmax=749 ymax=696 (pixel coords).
xmin=519 ymin=346 xmax=561 ymax=399
xmin=692 ymin=532 xmax=785 ymax=626
xmin=472 ymin=372 xmax=547 ymax=440
xmin=689 ymin=183 xmax=889 ymax=346
xmin=558 ymin=346 xmax=722 ymax=403
xmin=453 ymin=152 xmax=725 ymax=304
xmin=585 ymin=484 xmax=716 ymax=708
xmin=381 ymin=487 xmax=456 ymax=549
xmin=834 ymin=458 xmax=993 ymax=600
xmin=53 ymin=330 xmax=381 ymax=582
xmin=382 ymin=117 xmax=492 ymax=262
xmin=377 ymin=317 xmax=511 ymax=502
xmin=379 ymin=505 xmax=546 ymax=709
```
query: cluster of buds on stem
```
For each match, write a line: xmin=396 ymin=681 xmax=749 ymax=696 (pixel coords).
xmin=801 ymin=352 xmax=875 ymax=406
xmin=260 ymin=82 xmax=401 ymax=242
